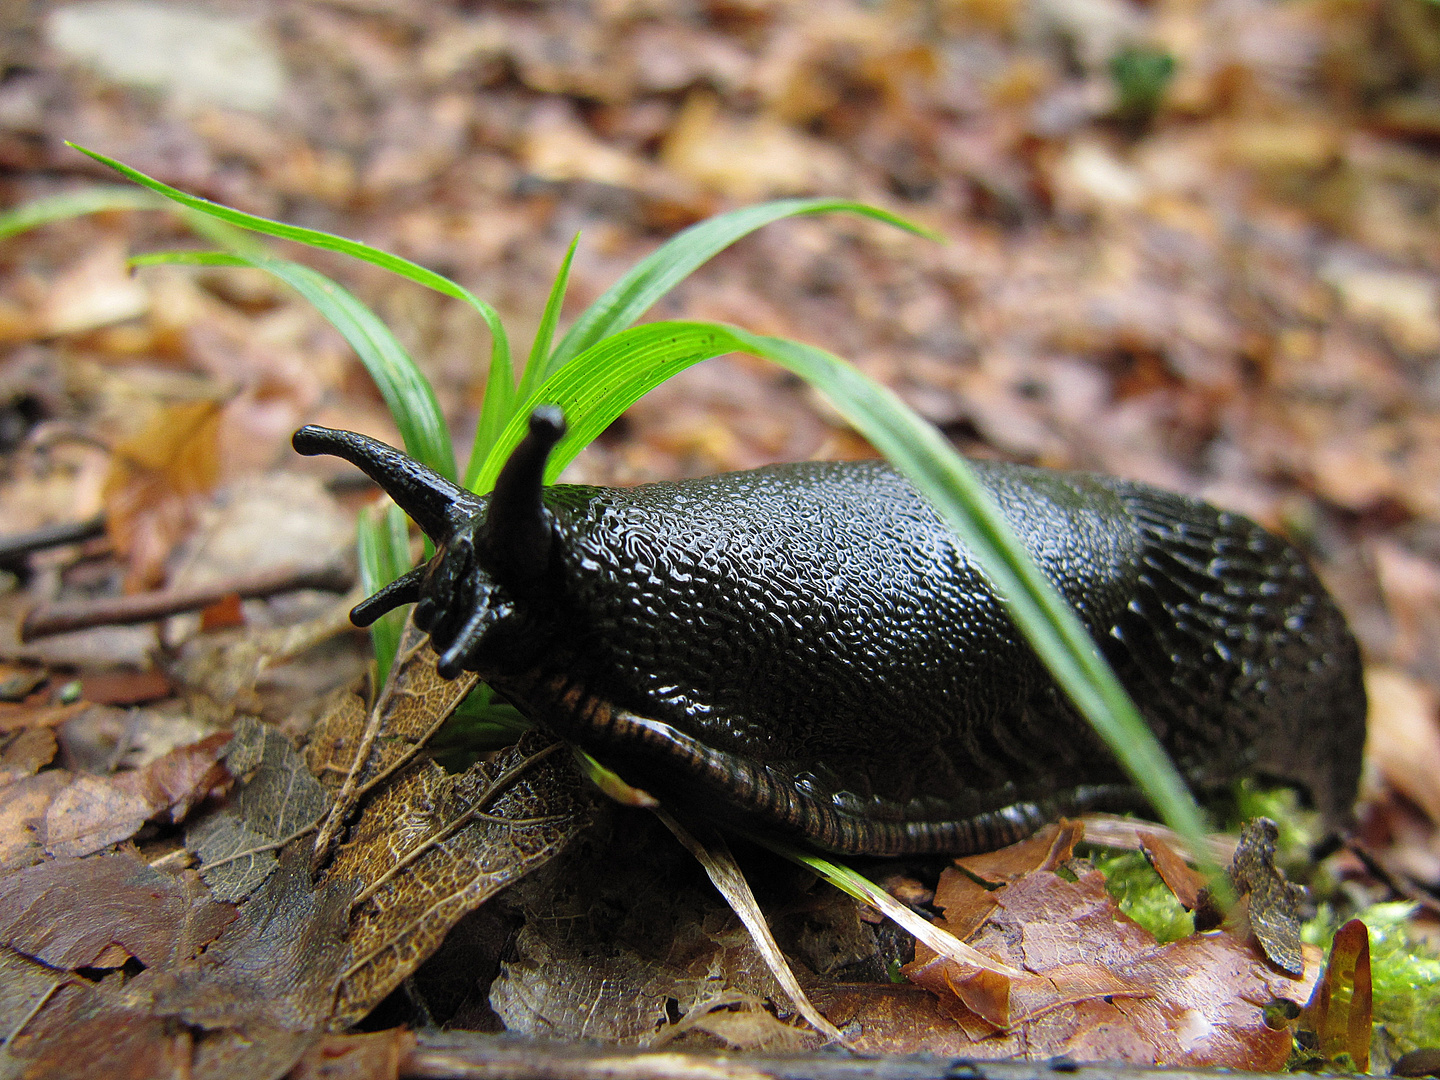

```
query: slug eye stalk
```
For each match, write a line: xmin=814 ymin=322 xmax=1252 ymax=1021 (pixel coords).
xmin=481 ymin=405 xmax=566 ymax=593
xmin=292 ymin=425 xmax=482 ymax=544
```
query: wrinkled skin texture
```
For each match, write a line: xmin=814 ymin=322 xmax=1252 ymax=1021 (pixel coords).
xmin=415 ymin=459 xmax=1366 ymax=855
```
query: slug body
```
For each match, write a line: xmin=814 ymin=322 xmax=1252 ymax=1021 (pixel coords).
xmin=294 ymin=412 xmax=1366 ymax=856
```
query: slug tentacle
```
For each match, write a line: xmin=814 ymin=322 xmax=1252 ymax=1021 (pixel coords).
xmin=482 ymin=405 xmax=566 ymax=591
xmin=291 ymin=425 xmax=482 ymax=542
xmin=351 ymin=565 xmax=427 ymax=626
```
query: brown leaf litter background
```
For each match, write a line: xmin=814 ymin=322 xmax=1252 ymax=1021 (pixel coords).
xmin=2 ymin=0 xmax=1440 ymax=1075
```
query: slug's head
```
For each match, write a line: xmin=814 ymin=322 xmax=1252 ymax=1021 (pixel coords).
xmin=292 ymin=407 xmax=568 ymax=679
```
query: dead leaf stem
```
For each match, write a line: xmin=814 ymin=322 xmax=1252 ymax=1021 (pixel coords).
xmin=200 ymin=821 xmax=321 ymax=872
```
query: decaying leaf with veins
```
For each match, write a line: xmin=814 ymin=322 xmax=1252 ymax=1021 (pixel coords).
xmin=310 ymin=617 xmax=479 ymax=869
xmin=186 ymin=717 xmax=328 ymax=902
xmin=322 ymin=730 xmax=592 ymax=1026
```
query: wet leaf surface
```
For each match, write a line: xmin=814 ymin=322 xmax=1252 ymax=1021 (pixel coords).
xmin=903 ymin=823 xmax=1319 ymax=1066
xmin=1302 ymin=918 xmax=1374 ymax=1072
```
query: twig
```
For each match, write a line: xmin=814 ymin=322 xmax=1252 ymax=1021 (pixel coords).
xmin=20 ymin=562 xmax=356 ymax=641
xmin=0 ymin=515 xmax=106 ymax=569
xmin=404 ymin=1031 xmax=1309 ymax=1080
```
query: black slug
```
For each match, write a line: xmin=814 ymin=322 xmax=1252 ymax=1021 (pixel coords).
xmin=293 ymin=408 xmax=1366 ymax=856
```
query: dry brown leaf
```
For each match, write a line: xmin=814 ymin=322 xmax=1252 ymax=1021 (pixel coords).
xmin=1138 ymin=829 xmax=1205 ymax=911
xmin=0 ymin=727 xmax=57 ymax=786
xmin=185 ymin=718 xmax=327 ymax=902
xmin=324 ymin=731 xmax=593 ymax=1027
xmin=929 ymin=820 xmax=1084 ymax=943
xmin=1366 ymin=666 xmax=1440 ymax=826
xmin=0 ymin=851 xmax=234 ymax=971
xmin=41 ymin=731 xmax=231 ymax=858
xmin=0 ymin=770 xmax=71 ymax=871
xmin=5 ymin=854 xmax=335 ymax=1079
xmin=77 ymin=668 xmax=175 ymax=706
xmin=661 ymin=90 xmax=848 ymax=199
xmin=311 ymin=617 xmax=479 ymax=867
xmin=166 ymin=587 xmax=362 ymax=722
xmin=0 ymin=701 xmax=89 ymax=734
xmin=35 ymin=242 xmax=150 ymax=337
xmin=904 ymin=823 xmax=1319 ymax=1066
xmin=102 ymin=398 xmax=224 ymax=591
xmin=489 ymin=810 xmax=805 ymax=1048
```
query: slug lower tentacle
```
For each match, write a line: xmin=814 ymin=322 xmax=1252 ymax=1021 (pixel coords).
xmin=293 ymin=414 xmax=1367 ymax=856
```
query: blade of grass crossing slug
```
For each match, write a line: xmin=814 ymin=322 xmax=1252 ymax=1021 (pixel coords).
xmin=357 ymin=503 xmax=412 ymax=685
xmin=0 ymin=186 xmax=172 ymax=240
xmin=518 ymin=233 xmax=580 ymax=401
xmin=728 ymin=329 xmax=1224 ymax=898
xmin=654 ymin=810 xmax=848 ymax=1046
xmin=466 ymin=233 xmax=579 ymax=487
xmin=761 ymin=837 xmax=1023 ymax=978
xmin=545 ymin=198 xmax=940 ymax=376
xmin=134 ymin=250 xmax=456 ymax=482
xmin=71 ymin=143 xmax=512 ymax=415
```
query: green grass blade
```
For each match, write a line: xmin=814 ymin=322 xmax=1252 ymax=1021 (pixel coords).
xmin=545 ymin=198 xmax=940 ymax=376
xmin=70 ymin=143 xmax=512 ymax=405
xmin=464 ymin=233 xmax=580 ymax=489
xmin=357 ymin=503 xmax=412 ymax=683
xmin=136 ymin=250 xmax=456 ymax=481
xmin=471 ymin=322 xmax=741 ymax=491
xmin=519 ymin=232 xmax=580 ymax=401
xmin=0 ymin=186 xmax=172 ymax=240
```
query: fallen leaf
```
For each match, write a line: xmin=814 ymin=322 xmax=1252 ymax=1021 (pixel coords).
xmin=35 ymin=242 xmax=150 ymax=337
xmin=199 ymin=593 xmax=245 ymax=631
xmin=929 ymin=820 xmax=1084 ymax=943
xmin=77 ymin=669 xmax=175 ymax=706
xmin=325 ymin=731 xmax=593 ymax=1026
xmin=0 ymin=727 xmax=57 ymax=786
xmin=1229 ymin=818 xmax=1306 ymax=977
xmin=0 ymin=944 xmax=71 ymax=1043
xmin=0 ymin=701 xmax=88 ymax=734
xmin=185 ymin=717 xmax=327 ymax=902
xmin=1366 ymin=666 xmax=1440 ymax=826
xmin=310 ymin=618 xmax=479 ymax=866
xmin=903 ymin=823 xmax=1319 ymax=1066
xmin=1302 ymin=918 xmax=1373 ymax=1072
xmin=661 ymin=90 xmax=847 ymax=199
xmin=42 ymin=731 xmax=232 ymax=858
xmin=1139 ymin=829 xmax=1204 ymax=910
xmin=0 ymin=851 xmax=234 ymax=971
xmin=0 ymin=770 xmax=71 ymax=871
xmin=102 ymin=398 xmax=223 ymax=591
